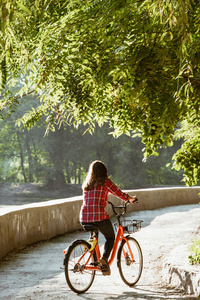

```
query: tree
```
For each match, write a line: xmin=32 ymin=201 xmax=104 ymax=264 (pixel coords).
xmin=0 ymin=0 xmax=200 ymax=185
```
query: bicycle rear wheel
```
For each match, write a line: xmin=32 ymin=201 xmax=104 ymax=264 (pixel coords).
xmin=64 ymin=240 xmax=96 ymax=294
xmin=117 ymin=236 xmax=143 ymax=286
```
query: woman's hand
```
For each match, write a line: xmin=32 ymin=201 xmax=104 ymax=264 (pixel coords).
xmin=129 ymin=196 xmax=138 ymax=204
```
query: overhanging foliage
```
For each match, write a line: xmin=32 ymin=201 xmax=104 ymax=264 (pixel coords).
xmin=0 ymin=0 xmax=200 ymax=185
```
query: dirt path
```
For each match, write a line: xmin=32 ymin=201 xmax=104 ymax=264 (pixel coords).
xmin=0 ymin=204 xmax=199 ymax=299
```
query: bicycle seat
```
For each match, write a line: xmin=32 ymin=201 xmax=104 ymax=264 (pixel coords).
xmin=82 ymin=224 xmax=99 ymax=232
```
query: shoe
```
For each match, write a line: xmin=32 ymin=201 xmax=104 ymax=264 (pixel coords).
xmin=87 ymin=238 xmax=97 ymax=252
xmin=100 ymin=257 xmax=111 ymax=276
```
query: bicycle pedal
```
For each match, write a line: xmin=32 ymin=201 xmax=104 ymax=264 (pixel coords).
xmin=90 ymin=261 xmax=100 ymax=267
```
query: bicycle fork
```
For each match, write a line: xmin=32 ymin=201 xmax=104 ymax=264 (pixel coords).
xmin=116 ymin=236 xmax=136 ymax=269
xmin=121 ymin=236 xmax=135 ymax=264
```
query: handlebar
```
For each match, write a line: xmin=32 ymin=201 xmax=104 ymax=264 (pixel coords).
xmin=108 ymin=198 xmax=138 ymax=216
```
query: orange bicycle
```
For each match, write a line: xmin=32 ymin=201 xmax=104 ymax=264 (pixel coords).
xmin=63 ymin=200 xmax=143 ymax=294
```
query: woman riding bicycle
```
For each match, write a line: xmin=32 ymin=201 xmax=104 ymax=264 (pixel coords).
xmin=80 ymin=160 xmax=137 ymax=275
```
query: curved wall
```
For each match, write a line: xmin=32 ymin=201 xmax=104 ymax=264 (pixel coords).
xmin=0 ymin=187 xmax=200 ymax=260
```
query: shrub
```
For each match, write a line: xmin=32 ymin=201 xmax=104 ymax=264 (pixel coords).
xmin=188 ymin=239 xmax=200 ymax=265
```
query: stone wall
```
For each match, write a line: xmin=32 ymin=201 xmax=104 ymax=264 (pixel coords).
xmin=0 ymin=187 xmax=200 ymax=261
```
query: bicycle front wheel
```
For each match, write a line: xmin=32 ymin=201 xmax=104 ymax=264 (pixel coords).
xmin=64 ymin=240 xmax=96 ymax=294
xmin=117 ymin=236 xmax=143 ymax=286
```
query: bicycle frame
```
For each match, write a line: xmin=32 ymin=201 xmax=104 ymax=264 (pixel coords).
xmin=83 ymin=223 xmax=134 ymax=272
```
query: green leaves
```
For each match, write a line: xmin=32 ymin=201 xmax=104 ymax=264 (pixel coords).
xmin=0 ymin=0 xmax=200 ymax=185
xmin=172 ymin=122 xmax=200 ymax=186
xmin=17 ymin=2 xmax=31 ymax=16
xmin=188 ymin=239 xmax=200 ymax=265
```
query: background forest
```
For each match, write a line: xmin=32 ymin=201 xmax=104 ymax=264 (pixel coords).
xmin=0 ymin=95 xmax=185 ymax=198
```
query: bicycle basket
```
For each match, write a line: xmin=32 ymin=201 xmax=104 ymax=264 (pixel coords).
xmin=114 ymin=219 xmax=143 ymax=234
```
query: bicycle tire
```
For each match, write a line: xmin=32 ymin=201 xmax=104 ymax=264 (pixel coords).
xmin=117 ymin=236 xmax=143 ymax=286
xmin=64 ymin=239 xmax=96 ymax=294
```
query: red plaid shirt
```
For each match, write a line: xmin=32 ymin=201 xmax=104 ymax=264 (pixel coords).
xmin=80 ymin=178 xmax=130 ymax=223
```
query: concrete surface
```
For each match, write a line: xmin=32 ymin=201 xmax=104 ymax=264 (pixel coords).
xmin=1 ymin=186 xmax=200 ymax=261
xmin=163 ymin=244 xmax=200 ymax=296
xmin=0 ymin=203 xmax=199 ymax=299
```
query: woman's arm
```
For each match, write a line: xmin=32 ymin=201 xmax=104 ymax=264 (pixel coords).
xmin=106 ymin=178 xmax=137 ymax=203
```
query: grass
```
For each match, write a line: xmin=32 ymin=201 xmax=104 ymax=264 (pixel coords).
xmin=188 ymin=238 xmax=200 ymax=265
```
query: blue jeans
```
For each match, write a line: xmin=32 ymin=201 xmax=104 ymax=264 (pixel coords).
xmin=81 ymin=219 xmax=115 ymax=260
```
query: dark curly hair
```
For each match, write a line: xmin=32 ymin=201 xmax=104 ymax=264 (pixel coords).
xmin=82 ymin=160 xmax=108 ymax=191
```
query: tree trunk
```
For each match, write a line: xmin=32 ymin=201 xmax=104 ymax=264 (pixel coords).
xmin=25 ymin=129 xmax=34 ymax=182
xmin=65 ymin=160 xmax=71 ymax=183
xmin=73 ymin=161 xmax=77 ymax=183
xmin=33 ymin=142 xmax=39 ymax=182
xmin=78 ymin=162 xmax=81 ymax=184
xmin=16 ymin=132 xmax=27 ymax=183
